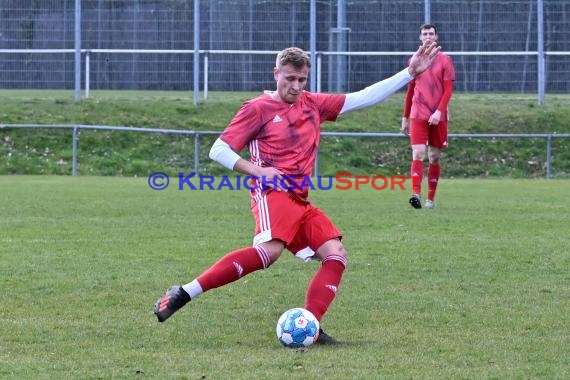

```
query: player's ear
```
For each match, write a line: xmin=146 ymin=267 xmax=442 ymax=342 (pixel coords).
xmin=273 ymin=67 xmax=279 ymax=81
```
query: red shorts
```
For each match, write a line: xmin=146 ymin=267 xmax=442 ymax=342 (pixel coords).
xmin=251 ymin=190 xmax=342 ymax=262
xmin=410 ymin=119 xmax=448 ymax=149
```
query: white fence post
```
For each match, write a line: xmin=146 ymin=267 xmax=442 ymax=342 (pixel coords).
xmin=85 ymin=51 xmax=90 ymax=98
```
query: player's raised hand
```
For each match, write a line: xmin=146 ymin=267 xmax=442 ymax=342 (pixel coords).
xmin=407 ymin=41 xmax=441 ymax=77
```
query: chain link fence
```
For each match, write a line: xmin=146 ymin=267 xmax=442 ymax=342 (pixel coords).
xmin=0 ymin=0 xmax=569 ymax=94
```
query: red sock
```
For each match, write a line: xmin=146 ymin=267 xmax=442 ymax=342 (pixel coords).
xmin=304 ymin=255 xmax=346 ymax=322
xmin=196 ymin=246 xmax=269 ymax=292
xmin=427 ymin=163 xmax=440 ymax=201
xmin=410 ymin=159 xmax=424 ymax=195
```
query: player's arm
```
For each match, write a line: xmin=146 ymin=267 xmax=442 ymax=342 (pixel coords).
xmin=428 ymin=79 xmax=453 ymax=125
xmin=437 ymin=79 xmax=453 ymax=113
xmin=401 ymin=80 xmax=415 ymax=136
xmin=340 ymin=69 xmax=413 ymax=114
xmin=209 ymin=138 xmax=285 ymax=188
xmin=209 ymin=138 xmax=241 ymax=171
xmin=340 ymin=41 xmax=439 ymax=115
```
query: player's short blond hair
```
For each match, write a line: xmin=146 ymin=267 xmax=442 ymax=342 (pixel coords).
xmin=275 ymin=47 xmax=311 ymax=70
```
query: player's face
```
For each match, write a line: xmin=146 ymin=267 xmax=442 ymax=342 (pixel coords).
xmin=274 ymin=64 xmax=309 ymax=104
xmin=420 ymin=28 xmax=438 ymax=45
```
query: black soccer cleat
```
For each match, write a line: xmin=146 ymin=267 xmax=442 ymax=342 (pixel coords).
xmin=316 ymin=329 xmax=344 ymax=345
xmin=154 ymin=286 xmax=191 ymax=322
xmin=409 ymin=194 xmax=422 ymax=209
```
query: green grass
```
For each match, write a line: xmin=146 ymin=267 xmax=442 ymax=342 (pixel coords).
xmin=1 ymin=91 xmax=570 ymax=177
xmin=1 ymin=176 xmax=569 ymax=379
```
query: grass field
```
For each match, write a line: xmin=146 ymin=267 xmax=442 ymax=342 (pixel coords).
xmin=1 ymin=176 xmax=569 ymax=379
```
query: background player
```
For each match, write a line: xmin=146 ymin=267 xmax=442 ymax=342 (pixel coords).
xmin=401 ymin=24 xmax=455 ymax=209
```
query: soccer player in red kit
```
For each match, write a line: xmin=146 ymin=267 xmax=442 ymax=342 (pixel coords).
xmin=401 ymin=24 xmax=455 ymax=209
xmin=155 ymin=44 xmax=440 ymax=344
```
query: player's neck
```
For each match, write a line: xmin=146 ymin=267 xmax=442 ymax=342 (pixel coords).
xmin=265 ymin=91 xmax=294 ymax=106
xmin=265 ymin=90 xmax=283 ymax=102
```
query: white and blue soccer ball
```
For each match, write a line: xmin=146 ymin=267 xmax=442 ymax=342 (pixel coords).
xmin=276 ymin=307 xmax=320 ymax=348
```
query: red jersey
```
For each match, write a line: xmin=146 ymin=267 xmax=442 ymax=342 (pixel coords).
xmin=220 ymin=91 xmax=345 ymax=202
xmin=409 ymin=52 xmax=455 ymax=121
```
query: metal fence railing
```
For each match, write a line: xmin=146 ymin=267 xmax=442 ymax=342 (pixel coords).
xmin=1 ymin=124 xmax=569 ymax=179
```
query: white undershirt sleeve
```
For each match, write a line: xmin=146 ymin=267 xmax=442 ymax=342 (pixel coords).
xmin=209 ymin=137 xmax=241 ymax=170
xmin=340 ymin=68 xmax=413 ymax=115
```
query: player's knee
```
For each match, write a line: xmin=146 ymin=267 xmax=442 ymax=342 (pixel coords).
xmin=266 ymin=249 xmax=284 ymax=267
xmin=335 ymin=241 xmax=348 ymax=260
xmin=257 ymin=241 xmax=285 ymax=267
xmin=319 ymin=239 xmax=348 ymax=264
xmin=428 ymin=151 xmax=441 ymax=163
xmin=412 ymin=147 xmax=426 ymax=161
xmin=322 ymin=242 xmax=348 ymax=269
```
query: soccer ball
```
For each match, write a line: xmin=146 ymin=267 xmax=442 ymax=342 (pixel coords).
xmin=276 ymin=307 xmax=320 ymax=348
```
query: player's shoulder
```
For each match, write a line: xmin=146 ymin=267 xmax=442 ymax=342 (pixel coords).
xmin=243 ymin=92 xmax=272 ymax=106
xmin=238 ymin=93 xmax=274 ymax=114
xmin=293 ymin=91 xmax=320 ymax=108
xmin=304 ymin=90 xmax=343 ymax=104
xmin=438 ymin=51 xmax=454 ymax=62
xmin=301 ymin=91 xmax=333 ymax=111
